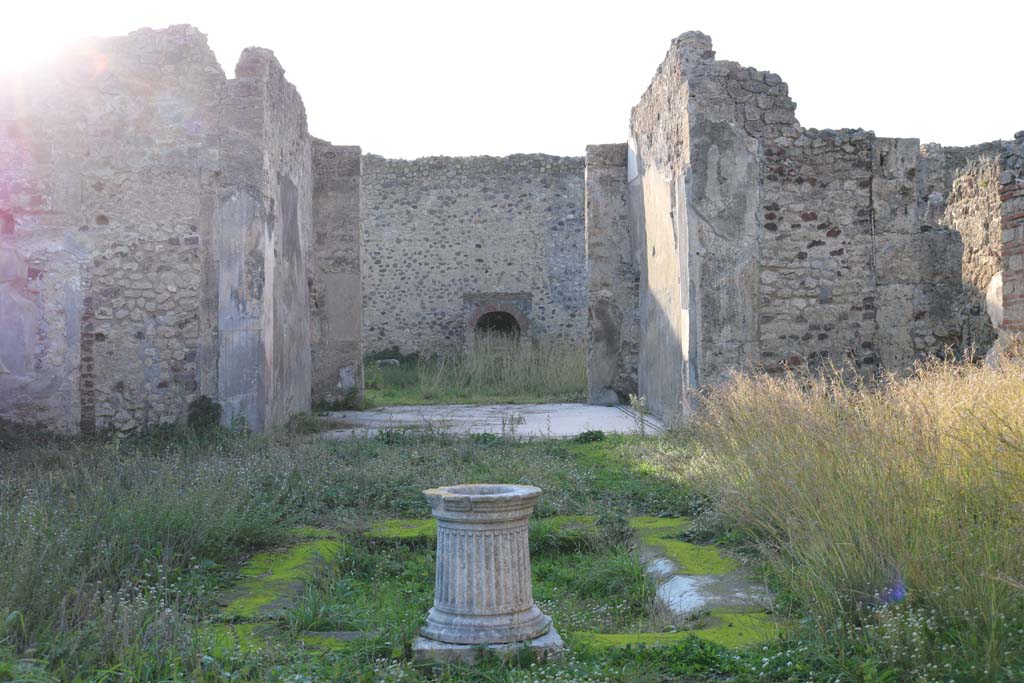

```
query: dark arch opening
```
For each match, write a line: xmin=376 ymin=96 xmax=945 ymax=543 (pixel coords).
xmin=475 ymin=311 xmax=521 ymax=338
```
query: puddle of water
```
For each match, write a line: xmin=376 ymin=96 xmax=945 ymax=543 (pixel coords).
xmin=657 ymin=575 xmax=711 ymax=615
xmin=645 ymin=557 xmax=679 ymax=579
xmin=656 ymin=573 xmax=771 ymax=618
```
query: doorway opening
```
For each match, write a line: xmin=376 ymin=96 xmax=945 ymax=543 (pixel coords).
xmin=474 ymin=311 xmax=521 ymax=339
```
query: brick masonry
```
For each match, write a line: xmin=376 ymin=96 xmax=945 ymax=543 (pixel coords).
xmin=1000 ymin=135 xmax=1024 ymax=332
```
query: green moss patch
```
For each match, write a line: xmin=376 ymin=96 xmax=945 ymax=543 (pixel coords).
xmin=571 ymin=611 xmax=780 ymax=650
xmin=367 ymin=518 xmax=436 ymax=541
xmin=201 ymin=623 xmax=281 ymax=657
xmin=629 ymin=516 xmax=691 ymax=534
xmin=221 ymin=528 xmax=342 ymax=619
xmin=201 ymin=625 xmax=379 ymax=659
xmin=630 ymin=517 xmax=737 ymax=575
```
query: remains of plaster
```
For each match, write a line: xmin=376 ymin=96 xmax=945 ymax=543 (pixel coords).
xmin=584 ymin=144 xmax=639 ymax=404
xmin=587 ymin=31 xmax=1023 ymax=419
xmin=0 ymin=25 xmax=360 ymax=433
xmin=310 ymin=142 xmax=363 ymax=405
xmin=2 ymin=23 xmax=1020 ymax=433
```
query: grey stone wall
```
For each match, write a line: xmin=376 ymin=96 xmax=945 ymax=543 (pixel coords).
xmin=214 ymin=48 xmax=314 ymax=431
xmin=626 ymin=31 xmax=799 ymax=417
xmin=3 ymin=23 xmax=1015 ymax=431
xmin=601 ymin=31 xmax=1017 ymax=418
xmin=758 ymin=132 xmax=968 ymax=375
xmin=584 ymin=144 xmax=638 ymax=404
xmin=928 ymin=144 xmax=1011 ymax=351
xmin=361 ymin=154 xmax=586 ymax=356
xmin=311 ymin=141 xmax=363 ymax=405
xmin=0 ymin=25 xmax=222 ymax=432
xmin=758 ymin=129 xmax=876 ymax=374
xmin=626 ymin=37 xmax=697 ymax=418
xmin=0 ymin=25 xmax=320 ymax=433
xmin=1000 ymin=135 xmax=1024 ymax=333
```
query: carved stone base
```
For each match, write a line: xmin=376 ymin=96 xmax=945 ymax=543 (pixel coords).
xmin=421 ymin=603 xmax=551 ymax=645
xmin=412 ymin=626 xmax=564 ymax=665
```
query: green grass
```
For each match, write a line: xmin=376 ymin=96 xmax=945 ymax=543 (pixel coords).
xmin=283 ymin=531 xmax=657 ymax=644
xmin=363 ymin=334 xmax=587 ymax=407
xmin=0 ymin=425 xmax=712 ymax=680
xmin=3 ymin=359 xmax=1021 ymax=680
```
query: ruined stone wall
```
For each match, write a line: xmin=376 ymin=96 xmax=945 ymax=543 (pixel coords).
xmin=625 ymin=46 xmax=694 ymax=418
xmin=601 ymin=31 xmax=1015 ymax=417
xmin=625 ymin=32 xmax=799 ymax=417
xmin=263 ymin=53 xmax=314 ymax=428
xmin=189 ymin=45 xmax=315 ymax=433
xmin=760 ymin=135 xmax=1013 ymax=372
xmin=310 ymin=142 xmax=363 ymax=405
xmin=0 ymin=26 xmax=223 ymax=432
xmin=584 ymin=144 xmax=638 ymax=404
xmin=361 ymin=154 xmax=586 ymax=356
xmin=0 ymin=25 xmax=321 ymax=433
xmin=926 ymin=144 xmax=1006 ymax=353
xmin=758 ymin=129 xmax=876 ymax=373
xmin=1000 ymin=136 xmax=1024 ymax=334
xmin=759 ymin=133 xmax=969 ymax=375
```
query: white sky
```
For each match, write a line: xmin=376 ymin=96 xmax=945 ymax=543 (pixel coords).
xmin=2 ymin=0 xmax=1022 ymax=159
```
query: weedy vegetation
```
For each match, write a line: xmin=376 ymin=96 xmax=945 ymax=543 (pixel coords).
xmin=0 ymin=357 xmax=1022 ymax=681
xmin=682 ymin=360 xmax=1024 ymax=681
xmin=363 ymin=333 xmax=587 ymax=407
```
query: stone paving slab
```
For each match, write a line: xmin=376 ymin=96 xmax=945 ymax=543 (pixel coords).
xmin=570 ymin=518 xmax=780 ymax=650
xmin=321 ymin=403 xmax=662 ymax=440
xmin=629 ymin=518 xmax=772 ymax=622
xmin=412 ymin=627 xmax=565 ymax=665
xmin=656 ymin=573 xmax=771 ymax=616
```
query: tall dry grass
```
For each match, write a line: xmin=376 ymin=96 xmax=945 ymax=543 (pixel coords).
xmin=684 ymin=361 xmax=1024 ymax=678
xmin=415 ymin=333 xmax=587 ymax=402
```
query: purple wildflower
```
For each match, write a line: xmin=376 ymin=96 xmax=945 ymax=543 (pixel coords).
xmin=880 ymin=578 xmax=907 ymax=604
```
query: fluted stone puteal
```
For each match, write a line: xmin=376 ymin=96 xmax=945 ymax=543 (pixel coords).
xmin=420 ymin=484 xmax=554 ymax=645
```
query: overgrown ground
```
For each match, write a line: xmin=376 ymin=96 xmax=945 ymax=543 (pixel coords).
xmin=684 ymin=361 xmax=1024 ymax=682
xmin=1 ymin=359 xmax=1023 ymax=681
xmin=0 ymin=427 xmax=715 ymax=682
xmin=359 ymin=334 xmax=587 ymax=407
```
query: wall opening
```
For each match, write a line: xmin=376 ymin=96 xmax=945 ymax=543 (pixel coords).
xmin=475 ymin=311 xmax=521 ymax=338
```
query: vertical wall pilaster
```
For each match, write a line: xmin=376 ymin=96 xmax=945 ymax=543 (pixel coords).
xmin=310 ymin=142 xmax=363 ymax=406
xmin=584 ymin=143 xmax=638 ymax=404
xmin=1000 ymin=136 xmax=1024 ymax=333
